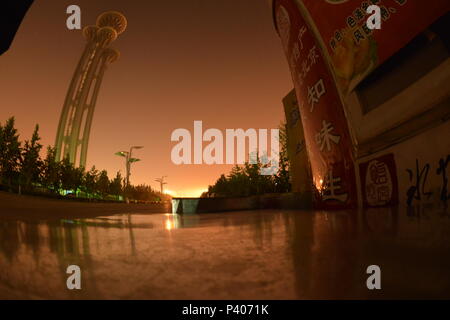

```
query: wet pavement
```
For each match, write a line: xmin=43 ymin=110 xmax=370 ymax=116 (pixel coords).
xmin=0 ymin=206 xmax=449 ymax=299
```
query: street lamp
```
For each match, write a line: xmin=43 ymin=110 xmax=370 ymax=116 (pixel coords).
xmin=115 ymin=146 xmax=144 ymax=202
xmin=155 ymin=175 xmax=168 ymax=194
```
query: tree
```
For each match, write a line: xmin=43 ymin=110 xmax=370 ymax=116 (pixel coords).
xmin=109 ymin=171 xmax=123 ymax=199
xmin=41 ymin=146 xmax=61 ymax=193
xmin=83 ymin=166 xmax=99 ymax=198
xmin=0 ymin=117 xmax=22 ymax=191
xmin=96 ymin=170 xmax=110 ymax=199
xmin=206 ymin=137 xmax=292 ymax=198
xmin=60 ymin=157 xmax=83 ymax=194
xmin=208 ymin=174 xmax=229 ymax=197
xmin=128 ymin=184 xmax=161 ymax=202
xmin=20 ymin=124 xmax=43 ymax=192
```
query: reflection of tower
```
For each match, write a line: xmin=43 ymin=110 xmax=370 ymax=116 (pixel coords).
xmin=55 ymin=11 xmax=127 ymax=167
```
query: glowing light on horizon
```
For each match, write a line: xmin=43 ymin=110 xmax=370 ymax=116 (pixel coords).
xmin=164 ymin=189 xmax=176 ymax=196
xmin=163 ymin=188 xmax=208 ymax=198
xmin=176 ymin=189 xmax=208 ymax=198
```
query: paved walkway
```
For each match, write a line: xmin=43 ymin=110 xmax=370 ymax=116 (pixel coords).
xmin=1 ymin=206 xmax=449 ymax=299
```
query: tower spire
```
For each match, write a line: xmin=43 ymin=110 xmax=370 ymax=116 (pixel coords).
xmin=55 ymin=11 xmax=127 ymax=168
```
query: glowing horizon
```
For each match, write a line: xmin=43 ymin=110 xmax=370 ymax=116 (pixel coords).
xmin=166 ymin=188 xmax=208 ymax=198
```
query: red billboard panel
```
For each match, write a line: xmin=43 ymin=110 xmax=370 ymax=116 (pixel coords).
xmin=300 ymin=0 xmax=450 ymax=92
xmin=274 ymin=0 xmax=358 ymax=209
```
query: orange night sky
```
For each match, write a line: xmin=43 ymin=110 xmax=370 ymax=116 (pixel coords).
xmin=0 ymin=0 xmax=293 ymax=197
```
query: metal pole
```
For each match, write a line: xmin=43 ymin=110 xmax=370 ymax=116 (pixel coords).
xmin=125 ymin=152 xmax=130 ymax=204
xmin=155 ymin=176 xmax=167 ymax=194
xmin=126 ymin=152 xmax=130 ymax=189
xmin=127 ymin=146 xmax=134 ymax=189
xmin=116 ymin=146 xmax=142 ymax=204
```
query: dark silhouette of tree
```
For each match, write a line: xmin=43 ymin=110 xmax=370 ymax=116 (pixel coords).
xmin=127 ymin=184 xmax=169 ymax=202
xmin=110 ymin=171 xmax=123 ymax=199
xmin=19 ymin=124 xmax=43 ymax=192
xmin=0 ymin=117 xmax=22 ymax=191
xmin=83 ymin=166 xmax=99 ymax=198
xmin=96 ymin=170 xmax=110 ymax=199
xmin=60 ymin=157 xmax=83 ymax=194
xmin=207 ymin=122 xmax=292 ymax=198
xmin=0 ymin=116 xmax=182 ymax=202
xmin=41 ymin=146 xmax=61 ymax=193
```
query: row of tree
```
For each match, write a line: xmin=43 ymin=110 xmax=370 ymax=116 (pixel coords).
xmin=0 ymin=117 xmax=166 ymax=202
xmin=204 ymin=122 xmax=291 ymax=198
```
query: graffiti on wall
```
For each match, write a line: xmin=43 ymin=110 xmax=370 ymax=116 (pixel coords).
xmin=437 ymin=155 xmax=450 ymax=203
xmin=406 ymin=155 xmax=450 ymax=206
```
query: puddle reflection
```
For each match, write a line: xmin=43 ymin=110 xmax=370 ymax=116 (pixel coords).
xmin=0 ymin=206 xmax=449 ymax=299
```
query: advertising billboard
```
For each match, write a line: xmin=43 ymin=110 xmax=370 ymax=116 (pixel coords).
xmin=274 ymin=0 xmax=358 ymax=209
xmin=300 ymin=0 xmax=450 ymax=92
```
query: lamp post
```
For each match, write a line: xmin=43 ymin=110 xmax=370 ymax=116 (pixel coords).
xmin=115 ymin=146 xmax=143 ymax=202
xmin=155 ymin=176 xmax=167 ymax=194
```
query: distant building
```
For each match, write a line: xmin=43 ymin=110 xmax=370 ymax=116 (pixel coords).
xmin=273 ymin=0 xmax=450 ymax=209
xmin=282 ymin=89 xmax=312 ymax=196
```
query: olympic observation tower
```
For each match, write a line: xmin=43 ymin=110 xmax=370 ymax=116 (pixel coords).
xmin=55 ymin=11 xmax=127 ymax=167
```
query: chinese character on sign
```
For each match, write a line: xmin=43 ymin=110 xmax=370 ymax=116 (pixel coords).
xmin=308 ymin=79 xmax=326 ymax=112
xmin=315 ymin=120 xmax=341 ymax=152
xmin=301 ymin=60 xmax=311 ymax=80
xmin=370 ymin=161 xmax=388 ymax=184
xmin=298 ymin=26 xmax=307 ymax=50
xmin=354 ymin=8 xmax=365 ymax=21
xmin=322 ymin=169 xmax=348 ymax=202
xmin=308 ymin=46 xmax=319 ymax=66
xmin=330 ymin=38 xmax=337 ymax=51
xmin=365 ymin=159 xmax=393 ymax=206
xmin=297 ymin=47 xmax=320 ymax=84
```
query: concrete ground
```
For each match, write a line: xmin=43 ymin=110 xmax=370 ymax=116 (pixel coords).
xmin=0 ymin=203 xmax=449 ymax=299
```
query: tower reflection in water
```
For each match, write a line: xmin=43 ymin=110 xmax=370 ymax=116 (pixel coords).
xmin=0 ymin=215 xmax=151 ymax=298
xmin=0 ymin=207 xmax=449 ymax=299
